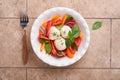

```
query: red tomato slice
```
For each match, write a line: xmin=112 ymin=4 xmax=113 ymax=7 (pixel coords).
xmin=46 ymin=20 xmax=52 ymax=37
xmin=38 ymin=34 xmax=49 ymax=40
xmin=65 ymin=20 xmax=76 ymax=28
xmin=69 ymin=46 xmax=76 ymax=54
xmin=74 ymin=37 xmax=81 ymax=46
xmin=50 ymin=41 xmax=57 ymax=56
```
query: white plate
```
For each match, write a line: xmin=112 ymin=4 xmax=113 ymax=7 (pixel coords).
xmin=30 ymin=7 xmax=90 ymax=67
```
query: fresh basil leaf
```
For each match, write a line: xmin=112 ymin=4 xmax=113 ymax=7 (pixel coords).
xmin=39 ymin=38 xmax=49 ymax=43
xmin=68 ymin=31 xmax=74 ymax=42
xmin=92 ymin=21 xmax=102 ymax=30
xmin=68 ymin=31 xmax=73 ymax=38
xmin=66 ymin=38 xmax=71 ymax=48
xmin=45 ymin=41 xmax=49 ymax=44
xmin=72 ymin=24 xmax=79 ymax=32
xmin=45 ymin=42 xmax=51 ymax=54
xmin=72 ymin=42 xmax=78 ymax=51
xmin=70 ymin=38 xmax=74 ymax=43
xmin=65 ymin=15 xmax=73 ymax=22
xmin=56 ymin=25 xmax=64 ymax=30
xmin=57 ymin=53 xmax=63 ymax=57
xmin=67 ymin=25 xmax=80 ymax=43
xmin=39 ymin=38 xmax=46 ymax=43
xmin=73 ymin=31 xmax=80 ymax=38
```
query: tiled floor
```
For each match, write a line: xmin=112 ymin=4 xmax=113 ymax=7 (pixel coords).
xmin=0 ymin=0 xmax=120 ymax=80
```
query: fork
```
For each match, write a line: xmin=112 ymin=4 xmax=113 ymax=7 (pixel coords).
xmin=20 ymin=12 xmax=29 ymax=65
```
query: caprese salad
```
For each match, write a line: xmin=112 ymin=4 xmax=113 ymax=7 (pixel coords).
xmin=38 ymin=14 xmax=84 ymax=58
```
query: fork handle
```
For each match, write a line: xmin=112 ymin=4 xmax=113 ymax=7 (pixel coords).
xmin=22 ymin=29 xmax=28 ymax=65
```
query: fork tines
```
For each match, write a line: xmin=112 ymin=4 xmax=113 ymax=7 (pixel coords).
xmin=20 ymin=13 xmax=29 ymax=22
xmin=20 ymin=12 xmax=29 ymax=27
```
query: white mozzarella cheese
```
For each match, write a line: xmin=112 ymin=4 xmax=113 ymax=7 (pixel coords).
xmin=54 ymin=37 xmax=66 ymax=50
xmin=49 ymin=26 xmax=60 ymax=40
xmin=60 ymin=25 xmax=71 ymax=38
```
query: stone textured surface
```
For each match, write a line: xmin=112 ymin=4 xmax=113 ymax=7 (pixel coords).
xmin=27 ymin=69 xmax=111 ymax=80
xmin=0 ymin=0 xmax=26 ymax=18
xmin=28 ymin=0 xmax=120 ymax=18
xmin=0 ymin=68 xmax=26 ymax=80
xmin=111 ymin=19 xmax=120 ymax=68
xmin=0 ymin=19 xmax=23 ymax=67
xmin=111 ymin=69 xmax=120 ymax=80
xmin=0 ymin=0 xmax=120 ymax=79
xmin=27 ymin=69 xmax=120 ymax=80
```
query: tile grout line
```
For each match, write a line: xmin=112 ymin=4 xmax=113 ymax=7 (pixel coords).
xmin=26 ymin=0 xmax=28 ymax=14
xmin=26 ymin=68 xmax=27 ymax=80
xmin=0 ymin=67 xmax=119 ymax=69
xmin=1 ymin=17 xmax=120 ymax=19
xmin=25 ymin=67 xmax=120 ymax=69
xmin=26 ymin=0 xmax=28 ymax=79
xmin=110 ymin=19 xmax=112 ymax=68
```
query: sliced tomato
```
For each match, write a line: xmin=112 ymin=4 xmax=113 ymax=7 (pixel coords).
xmin=74 ymin=37 xmax=81 ymax=46
xmin=69 ymin=46 xmax=76 ymax=54
xmin=52 ymin=19 xmax=62 ymax=26
xmin=62 ymin=50 xmax=67 ymax=56
xmin=65 ymin=20 xmax=76 ymax=28
xmin=38 ymin=34 xmax=49 ymax=40
xmin=50 ymin=41 xmax=57 ymax=56
xmin=46 ymin=20 xmax=52 ymax=37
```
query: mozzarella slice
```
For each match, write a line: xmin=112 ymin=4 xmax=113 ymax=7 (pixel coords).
xmin=49 ymin=26 xmax=60 ymax=40
xmin=54 ymin=37 xmax=66 ymax=50
xmin=60 ymin=25 xmax=71 ymax=38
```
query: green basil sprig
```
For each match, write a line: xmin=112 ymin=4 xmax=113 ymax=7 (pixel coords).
xmin=65 ymin=24 xmax=80 ymax=51
xmin=92 ymin=21 xmax=102 ymax=30
xmin=39 ymin=39 xmax=52 ymax=54
xmin=45 ymin=42 xmax=51 ymax=54
xmin=65 ymin=15 xmax=73 ymax=23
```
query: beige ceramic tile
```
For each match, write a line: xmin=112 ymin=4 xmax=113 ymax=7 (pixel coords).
xmin=0 ymin=0 xmax=26 ymax=17
xmin=27 ymin=69 xmax=120 ymax=80
xmin=111 ymin=69 xmax=120 ymax=80
xmin=28 ymin=0 xmax=120 ymax=18
xmin=69 ymin=19 xmax=110 ymax=68
xmin=0 ymin=19 xmax=23 ymax=67
xmin=0 ymin=19 xmax=49 ymax=67
xmin=0 ymin=68 xmax=26 ymax=80
xmin=111 ymin=19 xmax=120 ymax=68
xmin=27 ymin=69 xmax=110 ymax=80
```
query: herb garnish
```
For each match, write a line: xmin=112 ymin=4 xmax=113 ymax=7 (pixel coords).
xmin=92 ymin=21 xmax=102 ymax=30
xmin=65 ymin=24 xmax=80 ymax=51
xmin=39 ymin=38 xmax=51 ymax=54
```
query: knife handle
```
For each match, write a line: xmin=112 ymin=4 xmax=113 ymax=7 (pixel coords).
xmin=22 ymin=29 xmax=28 ymax=65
